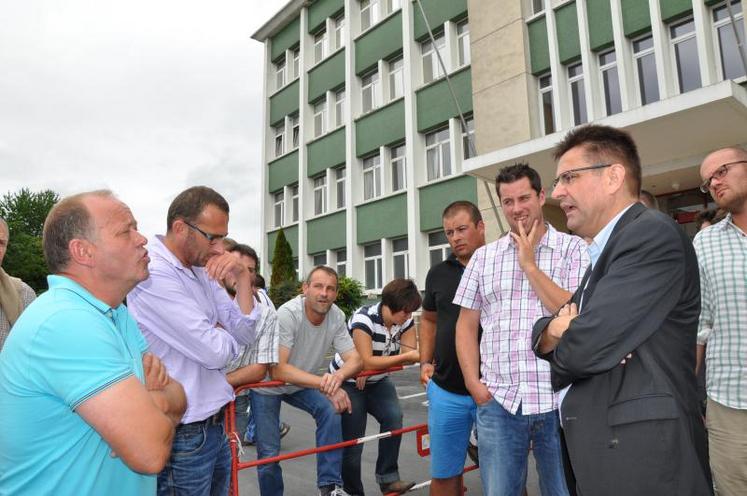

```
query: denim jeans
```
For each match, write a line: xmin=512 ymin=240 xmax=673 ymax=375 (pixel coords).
xmin=341 ymin=377 xmax=403 ymax=495
xmin=251 ymin=388 xmax=343 ymax=496
xmin=234 ymin=394 xmax=255 ymax=443
xmin=157 ymin=418 xmax=231 ymax=496
xmin=477 ymin=400 xmax=569 ymax=496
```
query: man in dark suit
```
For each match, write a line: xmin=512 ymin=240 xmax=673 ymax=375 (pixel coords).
xmin=532 ymin=125 xmax=712 ymax=496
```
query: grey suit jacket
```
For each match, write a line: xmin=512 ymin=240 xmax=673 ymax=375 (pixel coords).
xmin=533 ymin=203 xmax=712 ymax=496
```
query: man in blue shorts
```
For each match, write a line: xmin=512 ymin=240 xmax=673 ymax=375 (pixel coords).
xmin=419 ymin=201 xmax=485 ymax=495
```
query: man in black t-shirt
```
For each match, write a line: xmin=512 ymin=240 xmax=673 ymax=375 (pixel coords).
xmin=419 ymin=201 xmax=485 ymax=496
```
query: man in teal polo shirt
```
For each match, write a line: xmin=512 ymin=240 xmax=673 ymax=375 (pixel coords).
xmin=0 ymin=190 xmax=186 ymax=495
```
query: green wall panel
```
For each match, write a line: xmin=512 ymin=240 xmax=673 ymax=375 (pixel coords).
xmin=308 ymin=51 xmax=345 ymax=103
xmin=308 ymin=0 xmax=344 ymax=34
xmin=356 ymin=194 xmax=408 ymax=244
xmin=307 ymin=211 xmax=347 ymax=253
xmin=621 ymin=0 xmax=651 ymax=38
xmin=415 ymin=67 xmax=472 ymax=132
xmin=271 ymin=17 xmax=301 ymax=61
xmin=269 ymin=79 xmax=300 ymax=126
xmin=587 ymin=0 xmax=614 ymax=51
xmin=555 ymin=2 xmax=581 ymax=64
xmin=419 ymin=175 xmax=477 ymax=232
xmin=412 ymin=0 xmax=468 ymax=40
xmin=307 ymin=127 xmax=346 ymax=177
xmin=267 ymin=225 xmax=299 ymax=263
xmin=268 ymin=150 xmax=299 ymax=193
xmin=660 ymin=0 xmax=692 ymax=23
xmin=355 ymin=11 xmax=403 ymax=74
xmin=528 ymin=17 xmax=550 ymax=75
xmin=355 ymin=99 xmax=406 ymax=157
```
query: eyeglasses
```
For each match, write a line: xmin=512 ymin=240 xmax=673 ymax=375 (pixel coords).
xmin=552 ymin=163 xmax=613 ymax=190
xmin=699 ymin=160 xmax=747 ymax=193
xmin=183 ymin=221 xmax=227 ymax=244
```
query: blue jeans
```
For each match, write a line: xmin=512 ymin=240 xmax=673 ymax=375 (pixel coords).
xmin=234 ymin=394 xmax=255 ymax=443
xmin=157 ymin=417 xmax=231 ymax=496
xmin=341 ymin=377 xmax=403 ymax=495
xmin=251 ymin=389 xmax=343 ymax=496
xmin=477 ymin=400 xmax=568 ymax=496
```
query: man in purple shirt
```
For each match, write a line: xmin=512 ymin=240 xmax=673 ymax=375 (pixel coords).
xmin=128 ymin=186 xmax=259 ymax=496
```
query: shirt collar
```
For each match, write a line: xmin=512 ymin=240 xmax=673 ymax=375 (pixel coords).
xmin=588 ymin=203 xmax=635 ymax=268
xmin=149 ymin=235 xmax=198 ymax=279
xmin=498 ymin=222 xmax=559 ymax=252
xmin=47 ymin=274 xmax=118 ymax=315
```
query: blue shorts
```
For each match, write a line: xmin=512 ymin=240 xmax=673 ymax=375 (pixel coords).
xmin=426 ymin=379 xmax=476 ymax=478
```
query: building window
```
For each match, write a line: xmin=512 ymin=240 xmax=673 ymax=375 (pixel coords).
xmin=391 ymin=143 xmax=406 ymax=192
xmin=462 ymin=117 xmax=475 ymax=159
xmin=335 ymin=167 xmax=346 ymax=208
xmin=361 ymin=0 xmax=380 ymax=31
xmin=392 ymin=238 xmax=409 ymax=279
xmin=313 ymin=175 xmax=327 ymax=216
xmin=457 ymin=20 xmax=470 ymax=67
xmin=275 ymin=59 xmax=286 ymax=90
xmin=335 ymin=249 xmax=347 ymax=277
xmin=422 ymin=33 xmax=446 ymax=84
xmin=313 ymin=253 xmax=327 ymax=266
xmin=670 ymin=18 xmax=702 ymax=93
xmin=425 ymin=127 xmax=451 ymax=181
xmin=568 ymin=62 xmax=588 ymax=126
xmin=291 ymin=184 xmax=299 ymax=222
xmin=292 ymin=48 xmax=300 ymax=79
xmin=599 ymin=50 xmax=622 ymax=116
xmin=273 ymin=191 xmax=285 ymax=228
xmin=274 ymin=124 xmax=285 ymax=157
xmin=334 ymin=14 xmax=345 ymax=50
xmin=713 ymin=1 xmax=746 ymax=80
xmin=362 ymin=154 xmax=382 ymax=200
xmin=633 ymin=34 xmax=660 ymax=105
xmin=314 ymin=29 xmax=327 ymax=63
xmin=385 ymin=0 xmax=401 ymax=15
xmin=335 ymin=89 xmax=345 ymax=127
xmin=313 ymin=100 xmax=327 ymax=137
xmin=538 ymin=73 xmax=555 ymax=135
xmin=364 ymin=243 xmax=383 ymax=290
xmin=290 ymin=115 xmax=299 ymax=149
xmin=428 ymin=231 xmax=451 ymax=267
xmin=389 ymin=57 xmax=404 ymax=101
xmin=532 ymin=0 xmax=545 ymax=15
xmin=361 ymin=70 xmax=380 ymax=113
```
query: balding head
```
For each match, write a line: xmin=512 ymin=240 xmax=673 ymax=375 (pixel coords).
xmin=700 ymin=146 xmax=747 ymax=214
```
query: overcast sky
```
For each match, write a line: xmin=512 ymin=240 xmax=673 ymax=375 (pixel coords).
xmin=0 ymin=0 xmax=286 ymax=257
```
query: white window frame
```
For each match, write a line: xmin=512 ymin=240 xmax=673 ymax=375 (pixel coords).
xmin=335 ymin=89 xmax=345 ymax=127
xmin=274 ymin=124 xmax=285 ymax=157
xmin=422 ymin=33 xmax=446 ymax=84
xmin=312 ymin=253 xmax=328 ymax=267
xmin=669 ymin=17 xmax=702 ymax=93
xmin=461 ymin=117 xmax=475 ymax=159
xmin=335 ymin=167 xmax=346 ymax=209
xmin=390 ymin=143 xmax=406 ymax=192
xmin=314 ymin=29 xmax=327 ymax=64
xmin=391 ymin=237 xmax=409 ymax=279
xmin=362 ymin=154 xmax=382 ymax=200
xmin=313 ymin=175 xmax=327 ymax=216
xmin=632 ymin=34 xmax=660 ymax=105
xmin=313 ymin=100 xmax=327 ymax=138
xmin=538 ymin=73 xmax=555 ymax=135
xmin=273 ymin=191 xmax=285 ymax=228
xmin=364 ymin=242 xmax=383 ymax=290
xmin=532 ymin=0 xmax=546 ymax=15
xmin=361 ymin=0 xmax=380 ymax=31
xmin=711 ymin=0 xmax=746 ymax=81
xmin=290 ymin=115 xmax=299 ymax=149
xmin=275 ymin=58 xmax=286 ymax=90
xmin=428 ymin=231 xmax=451 ymax=267
xmin=598 ymin=50 xmax=622 ymax=116
xmin=385 ymin=0 xmax=401 ymax=16
xmin=425 ymin=126 xmax=452 ymax=181
xmin=292 ymin=48 xmax=300 ymax=80
xmin=567 ymin=62 xmax=587 ymax=126
xmin=335 ymin=249 xmax=347 ymax=277
xmin=388 ymin=56 xmax=404 ymax=101
xmin=456 ymin=20 xmax=470 ymax=67
xmin=334 ymin=14 xmax=345 ymax=50
xmin=361 ymin=69 xmax=380 ymax=113
xmin=291 ymin=184 xmax=299 ymax=222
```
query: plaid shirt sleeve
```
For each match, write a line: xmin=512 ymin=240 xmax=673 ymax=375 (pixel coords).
xmin=453 ymin=245 xmax=485 ymax=310
xmin=223 ymin=305 xmax=279 ymax=372
xmin=694 ymin=235 xmax=713 ymax=345
xmin=564 ymin=236 xmax=591 ymax=293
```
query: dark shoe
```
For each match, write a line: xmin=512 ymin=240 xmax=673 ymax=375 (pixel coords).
xmin=380 ymin=480 xmax=415 ymax=494
xmin=279 ymin=422 xmax=291 ymax=439
xmin=467 ymin=442 xmax=479 ymax=466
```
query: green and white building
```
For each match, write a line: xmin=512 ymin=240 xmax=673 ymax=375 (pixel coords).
xmin=253 ymin=0 xmax=480 ymax=292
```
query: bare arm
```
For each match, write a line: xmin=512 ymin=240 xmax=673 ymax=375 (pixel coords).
xmin=455 ymin=307 xmax=491 ymax=405
xmin=336 ymin=347 xmax=363 ymax=379
xmin=419 ymin=310 xmax=436 ymax=385
xmin=695 ymin=344 xmax=706 ymax=375
xmin=269 ymin=345 xmax=326 ymax=389
xmin=354 ymin=329 xmax=418 ymax=370
xmin=226 ymin=363 xmax=269 ymax=388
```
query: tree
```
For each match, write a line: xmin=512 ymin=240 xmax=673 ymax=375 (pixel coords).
xmin=335 ymin=276 xmax=364 ymax=320
xmin=0 ymin=188 xmax=60 ymax=293
xmin=269 ymin=229 xmax=298 ymax=307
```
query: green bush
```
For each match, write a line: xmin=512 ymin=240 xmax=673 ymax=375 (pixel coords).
xmin=335 ymin=276 xmax=364 ymax=320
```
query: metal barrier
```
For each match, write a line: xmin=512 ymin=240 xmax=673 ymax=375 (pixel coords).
xmin=225 ymin=365 xmax=478 ymax=495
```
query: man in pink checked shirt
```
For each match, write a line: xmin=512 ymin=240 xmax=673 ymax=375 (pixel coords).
xmin=454 ymin=164 xmax=589 ymax=496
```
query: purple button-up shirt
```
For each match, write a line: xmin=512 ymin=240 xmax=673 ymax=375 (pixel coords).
xmin=127 ymin=236 xmax=259 ymax=423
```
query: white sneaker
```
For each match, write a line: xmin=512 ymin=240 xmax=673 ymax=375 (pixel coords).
xmin=318 ymin=484 xmax=350 ymax=496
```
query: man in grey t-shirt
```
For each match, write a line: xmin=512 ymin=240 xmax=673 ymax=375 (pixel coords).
xmin=251 ymin=266 xmax=362 ymax=496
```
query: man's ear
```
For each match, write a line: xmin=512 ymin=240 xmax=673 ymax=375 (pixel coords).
xmin=607 ymin=163 xmax=627 ymax=193
xmin=68 ymin=238 xmax=95 ymax=268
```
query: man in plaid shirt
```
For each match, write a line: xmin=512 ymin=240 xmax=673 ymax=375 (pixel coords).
xmin=454 ymin=164 xmax=589 ymax=496
xmin=695 ymin=146 xmax=747 ymax=496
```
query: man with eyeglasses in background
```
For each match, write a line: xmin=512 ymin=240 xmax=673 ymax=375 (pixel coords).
xmin=694 ymin=147 xmax=747 ymax=496
xmin=533 ymin=125 xmax=712 ymax=496
xmin=128 ymin=186 xmax=260 ymax=496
